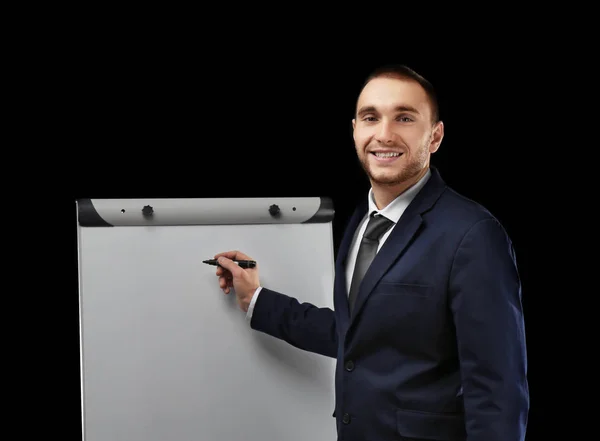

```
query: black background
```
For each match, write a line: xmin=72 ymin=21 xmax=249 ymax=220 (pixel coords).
xmin=56 ymin=33 xmax=572 ymax=440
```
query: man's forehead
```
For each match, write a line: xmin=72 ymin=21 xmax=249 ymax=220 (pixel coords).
xmin=357 ymin=76 xmax=429 ymax=112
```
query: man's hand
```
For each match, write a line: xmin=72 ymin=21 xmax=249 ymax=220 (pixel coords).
xmin=213 ymin=250 xmax=260 ymax=312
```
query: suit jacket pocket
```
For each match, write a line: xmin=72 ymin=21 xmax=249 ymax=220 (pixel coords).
xmin=396 ymin=408 xmax=466 ymax=440
xmin=366 ymin=283 xmax=435 ymax=336
xmin=376 ymin=282 xmax=433 ymax=297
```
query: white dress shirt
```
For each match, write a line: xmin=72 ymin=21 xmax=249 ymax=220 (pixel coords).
xmin=245 ymin=168 xmax=431 ymax=323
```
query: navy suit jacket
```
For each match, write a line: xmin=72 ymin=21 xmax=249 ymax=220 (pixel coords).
xmin=250 ymin=166 xmax=529 ymax=441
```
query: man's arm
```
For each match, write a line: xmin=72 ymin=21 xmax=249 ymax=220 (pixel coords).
xmin=247 ymin=287 xmax=337 ymax=359
xmin=449 ymin=218 xmax=529 ymax=441
xmin=213 ymin=253 xmax=337 ymax=359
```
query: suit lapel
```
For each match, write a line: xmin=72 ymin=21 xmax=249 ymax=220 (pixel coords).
xmin=349 ymin=214 xmax=423 ymax=322
xmin=347 ymin=166 xmax=447 ymax=326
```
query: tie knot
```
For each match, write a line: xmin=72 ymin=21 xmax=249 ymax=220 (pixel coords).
xmin=363 ymin=213 xmax=394 ymax=241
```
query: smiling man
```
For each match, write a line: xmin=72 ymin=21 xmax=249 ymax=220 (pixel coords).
xmin=212 ymin=64 xmax=529 ymax=441
xmin=353 ymin=68 xmax=444 ymax=209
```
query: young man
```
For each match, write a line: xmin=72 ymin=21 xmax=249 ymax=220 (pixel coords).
xmin=213 ymin=64 xmax=529 ymax=441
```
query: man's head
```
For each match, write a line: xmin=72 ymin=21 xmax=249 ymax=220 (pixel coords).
xmin=352 ymin=64 xmax=444 ymax=197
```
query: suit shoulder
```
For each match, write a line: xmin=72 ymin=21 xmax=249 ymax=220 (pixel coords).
xmin=433 ymin=186 xmax=508 ymax=235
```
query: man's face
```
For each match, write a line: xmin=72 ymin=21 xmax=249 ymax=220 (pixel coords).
xmin=352 ymin=76 xmax=443 ymax=188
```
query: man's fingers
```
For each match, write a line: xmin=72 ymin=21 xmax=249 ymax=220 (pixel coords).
xmin=219 ymin=275 xmax=231 ymax=285
xmin=212 ymin=251 xmax=252 ymax=297
xmin=216 ymin=256 xmax=243 ymax=276
xmin=233 ymin=251 xmax=252 ymax=260
xmin=214 ymin=251 xmax=235 ymax=259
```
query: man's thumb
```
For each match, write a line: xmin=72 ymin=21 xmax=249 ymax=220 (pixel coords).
xmin=218 ymin=256 xmax=238 ymax=273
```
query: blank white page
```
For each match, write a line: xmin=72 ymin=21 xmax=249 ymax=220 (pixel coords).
xmin=77 ymin=197 xmax=337 ymax=441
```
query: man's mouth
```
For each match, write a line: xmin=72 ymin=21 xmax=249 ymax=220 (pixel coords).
xmin=370 ymin=151 xmax=403 ymax=162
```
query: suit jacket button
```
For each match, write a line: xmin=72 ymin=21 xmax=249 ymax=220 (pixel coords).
xmin=342 ymin=413 xmax=351 ymax=424
xmin=345 ymin=360 xmax=354 ymax=371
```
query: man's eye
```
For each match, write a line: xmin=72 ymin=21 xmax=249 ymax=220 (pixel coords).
xmin=398 ymin=116 xmax=413 ymax=122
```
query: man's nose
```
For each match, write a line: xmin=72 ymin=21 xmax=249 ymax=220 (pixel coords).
xmin=374 ymin=122 xmax=395 ymax=144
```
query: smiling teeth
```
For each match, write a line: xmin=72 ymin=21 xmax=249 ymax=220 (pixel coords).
xmin=374 ymin=152 xmax=400 ymax=157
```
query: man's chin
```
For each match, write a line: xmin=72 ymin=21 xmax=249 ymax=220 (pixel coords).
xmin=361 ymin=161 xmax=417 ymax=187
xmin=367 ymin=167 xmax=421 ymax=187
xmin=369 ymin=174 xmax=404 ymax=187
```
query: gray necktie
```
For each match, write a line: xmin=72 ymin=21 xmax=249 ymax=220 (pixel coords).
xmin=348 ymin=212 xmax=394 ymax=313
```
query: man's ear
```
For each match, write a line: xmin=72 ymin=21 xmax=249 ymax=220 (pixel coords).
xmin=351 ymin=118 xmax=356 ymax=141
xmin=429 ymin=121 xmax=444 ymax=153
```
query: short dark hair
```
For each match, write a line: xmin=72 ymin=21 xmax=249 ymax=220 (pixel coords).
xmin=357 ymin=64 xmax=440 ymax=124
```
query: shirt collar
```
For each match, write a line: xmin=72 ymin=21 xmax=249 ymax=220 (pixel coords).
xmin=367 ymin=167 xmax=432 ymax=224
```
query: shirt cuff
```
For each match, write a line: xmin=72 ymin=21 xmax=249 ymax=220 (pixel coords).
xmin=245 ymin=286 xmax=262 ymax=324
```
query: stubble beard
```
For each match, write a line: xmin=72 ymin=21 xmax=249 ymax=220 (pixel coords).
xmin=358 ymin=141 xmax=429 ymax=187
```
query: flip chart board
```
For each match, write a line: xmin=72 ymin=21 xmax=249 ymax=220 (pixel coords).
xmin=76 ymin=197 xmax=337 ymax=441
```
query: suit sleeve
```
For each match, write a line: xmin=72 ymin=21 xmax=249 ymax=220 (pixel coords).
xmin=248 ymin=287 xmax=337 ymax=359
xmin=449 ymin=218 xmax=529 ymax=441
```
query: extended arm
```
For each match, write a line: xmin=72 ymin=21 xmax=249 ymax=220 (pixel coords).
xmin=248 ymin=287 xmax=337 ymax=359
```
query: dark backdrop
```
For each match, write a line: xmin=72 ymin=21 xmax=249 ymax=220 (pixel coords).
xmin=66 ymin=50 xmax=552 ymax=440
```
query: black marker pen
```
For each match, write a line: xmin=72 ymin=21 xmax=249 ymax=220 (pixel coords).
xmin=202 ymin=259 xmax=257 ymax=269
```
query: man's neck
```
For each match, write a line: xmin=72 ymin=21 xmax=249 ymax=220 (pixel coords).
xmin=371 ymin=167 xmax=429 ymax=210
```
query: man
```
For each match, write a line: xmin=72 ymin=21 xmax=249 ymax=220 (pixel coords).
xmin=212 ymin=64 xmax=529 ymax=440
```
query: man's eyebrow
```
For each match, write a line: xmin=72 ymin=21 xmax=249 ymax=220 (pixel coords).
xmin=357 ymin=105 xmax=421 ymax=117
